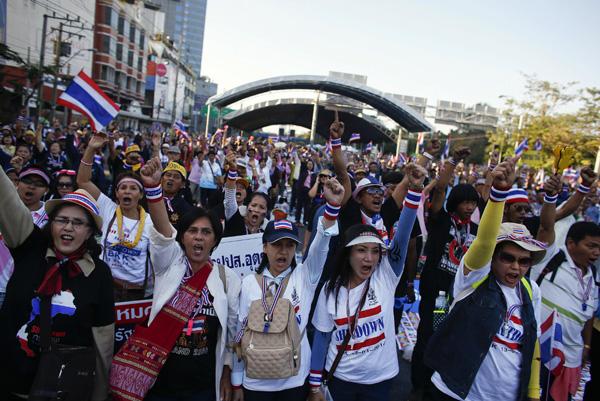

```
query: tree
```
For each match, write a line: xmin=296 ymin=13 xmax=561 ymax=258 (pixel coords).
xmin=0 ymin=43 xmax=55 ymax=122
xmin=487 ymin=74 xmax=598 ymax=170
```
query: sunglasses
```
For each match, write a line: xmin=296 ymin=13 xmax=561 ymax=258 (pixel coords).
xmin=19 ymin=177 xmax=48 ymax=188
xmin=364 ymin=187 xmax=385 ymax=196
xmin=512 ymin=204 xmax=531 ymax=213
xmin=497 ymin=252 xmax=533 ymax=268
xmin=57 ymin=182 xmax=74 ymax=189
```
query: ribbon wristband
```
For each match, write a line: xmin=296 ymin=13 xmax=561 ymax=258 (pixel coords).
xmin=449 ymin=158 xmax=459 ymax=166
xmin=309 ymin=370 xmax=323 ymax=388
xmin=489 ymin=186 xmax=510 ymax=202
xmin=421 ymin=152 xmax=434 ymax=161
xmin=329 ymin=137 xmax=342 ymax=149
xmin=577 ymin=184 xmax=591 ymax=195
xmin=488 ymin=164 xmax=497 ymax=170
xmin=144 ymin=184 xmax=163 ymax=203
xmin=228 ymin=169 xmax=238 ymax=181
xmin=544 ymin=193 xmax=558 ymax=204
xmin=79 ymin=159 xmax=93 ymax=167
xmin=404 ymin=188 xmax=422 ymax=209
xmin=323 ymin=202 xmax=341 ymax=221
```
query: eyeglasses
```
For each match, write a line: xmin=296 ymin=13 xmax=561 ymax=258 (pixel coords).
xmin=53 ymin=216 xmax=91 ymax=230
xmin=497 ymin=252 xmax=533 ymax=268
xmin=512 ymin=204 xmax=531 ymax=213
xmin=19 ymin=177 xmax=48 ymax=188
xmin=57 ymin=182 xmax=74 ymax=189
xmin=364 ymin=187 xmax=384 ymax=196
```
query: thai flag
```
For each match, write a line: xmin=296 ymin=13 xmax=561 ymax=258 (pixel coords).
xmin=57 ymin=70 xmax=119 ymax=131
xmin=534 ymin=138 xmax=542 ymax=151
xmin=398 ymin=153 xmax=407 ymax=165
xmin=364 ymin=141 xmax=373 ymax=153
xmin=274 ymin=220 xmax=293 ymax=230
xmin=173 ymin=120 xmax=189 ymax=140
xmin=325 ymin=140 xmax=332 ymax=156
xmin=515 ymin=137 xmax=528 ymax=156
xmin=442 ymin=135 xmax=451 ymax=163
xmin=417 ymin=132 xmax=425 ymax=152
xmin=189 ymin=316 xmax=205 ymax=333
xmin=540 ymin=309 xmax=565 ymax=376
xmin=349 ymin=133 xmax=361 ymax=142
xmin=268 ymin=133 xmax=280 ymax=142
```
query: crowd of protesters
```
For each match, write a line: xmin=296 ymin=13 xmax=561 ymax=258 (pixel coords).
xmin=0 ymin=109 xmax=598 ymax=401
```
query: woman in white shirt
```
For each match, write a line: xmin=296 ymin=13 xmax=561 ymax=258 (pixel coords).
xmin=231 ymin=177 xmax=344 ymax=401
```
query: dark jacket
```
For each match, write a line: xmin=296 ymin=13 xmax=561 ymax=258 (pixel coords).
xmin=424 ymin=276 xmax=536 ymax=401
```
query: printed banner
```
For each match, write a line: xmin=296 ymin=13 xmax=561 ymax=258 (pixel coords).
xmin=520 ymin=150 xmax=544 ymax=168
xmin=211 ymin=233 xmax=263 ymax=280
xmin=114 ymin=299 xmax=153 ymax=354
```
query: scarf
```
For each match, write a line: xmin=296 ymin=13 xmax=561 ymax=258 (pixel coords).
xmin=110 ymin=260 xmax=213 ymax=401
xmin=37 ymin=245 xmax=87 ymax=296
xmin=107 ymin=205 xmax=146 ymax=249
xmin=361 ymin=210 xmax=389 ymax=246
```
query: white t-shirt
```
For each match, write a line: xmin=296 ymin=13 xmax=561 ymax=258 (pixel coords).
xmin=312 ymin=257 xmax=400 ymax=384
xmin=432 ymin=260 xmax=542 ymax=400
xmin=97 ymin=193 xmax=152 ymax=284
xmin=31 ymin=202 xmax=48 ymax=229
xmin=530 ymin=243 xmax=598 ymax=367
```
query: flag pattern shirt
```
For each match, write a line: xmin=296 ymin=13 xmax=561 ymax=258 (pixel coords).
xmin=432 ymin=259 xmax=542 ymax=401
xmin=312 ymin=256 xmax=401 ymax=385
xmin=530 ymin=243 xmax=598 ymax=367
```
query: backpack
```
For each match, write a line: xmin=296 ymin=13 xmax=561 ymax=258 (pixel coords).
xmin=240 ymin=273 xmax=303 ymax=379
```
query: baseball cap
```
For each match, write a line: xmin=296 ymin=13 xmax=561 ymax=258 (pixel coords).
xmin=263 ymin=219 xmax=300 ymax=244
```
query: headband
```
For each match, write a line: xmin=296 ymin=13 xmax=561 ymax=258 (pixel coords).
xmin=116 ymin=177 xmax=143 ymax=190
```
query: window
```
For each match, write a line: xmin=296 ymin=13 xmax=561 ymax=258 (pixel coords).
xmin=127 ymin=50 xmax=134 ymax=67
xmin=129 ymin=26 xmax=136 ymax=42
xmin=116 ymin=43 xmax=123 ymax=61
xmin=118 ymin=16 xmax=124 ymax=35
xmin=114 ymin=71 xmax=121 ymax=86
xmin=136 ymin=81 xmax=141 ymax=94
xmin=137 ymin=56 xmax=143 ymax=72
xmin=175 ymin=15 xmax=182 ymax=22
xmin=102 ymin=35 xmax=111 ymax=54
xmin=139 ymin=34 xmax=145 ymax=48
xmin=100 ymin=65 xmax=108 ymax=81
xmin=104 ymin=6 xmax=112 ymax=25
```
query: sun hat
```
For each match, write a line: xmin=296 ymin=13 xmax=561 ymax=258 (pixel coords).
xmin=167 ymin=146 xmax=181 ymax=154
xmin=19 ymin=166 xmax=50 ymax=187
xmin=45 ymin=189 xmax=103 ymax=231
xmin=496 ymin=223 xmax=547 ymax=265
xmin=319 ymin=169 xmax=332 ymax=177
xmin=263 ymin=219 xmax=300 ymax=244
xmin=352 ymin=176 xmax=386 ymax=200
xmin=345 ymin=230 xmax=389 ymax=249
xmin=125 ymin=144 xmax=140 ymax=155
xmin=236 ymin=159 xmax=249 ymax=170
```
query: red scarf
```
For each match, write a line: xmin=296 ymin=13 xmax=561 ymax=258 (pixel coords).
xmin=37 ymin=245 xmax=87 ymax=296
xmin=450 ymin=213 xmax=471 ymax=227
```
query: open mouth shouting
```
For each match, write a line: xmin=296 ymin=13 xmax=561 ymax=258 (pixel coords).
xmin=191 ymin=243 xmax=204 ymax=258
xmin=121 ymin=196 xmax=133 ymax=207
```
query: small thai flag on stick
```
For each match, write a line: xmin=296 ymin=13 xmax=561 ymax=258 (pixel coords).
xmin=515 ymin=137 xmax=528 ymax=156
xmin=349 ymin=133 xmax=360 ymax=142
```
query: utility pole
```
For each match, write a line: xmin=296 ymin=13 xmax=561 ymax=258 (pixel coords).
xmin=37 ymin=14 xmax=49 ymax=119
xmin=171 ymin=33 xmax=183 ymax=127
xmin=49 ymin=22 xmax=64 ymax=123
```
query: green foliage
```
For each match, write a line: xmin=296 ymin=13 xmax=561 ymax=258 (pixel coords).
xmin=487 ymin=74 xmax=599 ymax=170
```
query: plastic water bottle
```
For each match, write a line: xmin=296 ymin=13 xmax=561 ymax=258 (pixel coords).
xmin=435 ymin=291 xmax=447 ymax=310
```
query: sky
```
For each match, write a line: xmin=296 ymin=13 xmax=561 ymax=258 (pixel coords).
xmin=201 ymin=0 xmax=600 ymax=111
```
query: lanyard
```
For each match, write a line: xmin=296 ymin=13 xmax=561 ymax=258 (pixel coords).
xmin=450 ymin=217 xmax=470 ymax=248
xmin=261 ymin=276 xmax=284 ymax=333
xmin=575 ymin=267 xmax=593 ymax=311
xmin=346 ymin=278 xmax=370 ymax=343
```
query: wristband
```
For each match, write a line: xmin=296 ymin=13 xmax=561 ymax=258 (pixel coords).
xmin=108 ymin=132 xmax=114 ymax=138
xmin=309 ymin=370 xmax=322 ymax=388
xmin=228 ymin=168 xmax=238 ymax=181
xmin=323 ymin=202 xmax=341 ymax=221
xmin=144 ymin=184 xmax=163 ymax=203
xmin=577 ymin=183 xmax=591 ymax=195
xmin=544 ymin=193 xmax=558 ymax=203
xmin=488 ymin=164 xmax=496 ymax=170
xmin=435 ymin=174 xmax=440 ymax=180
xmin=404 ymin=188 xmax=422 ymax=209
xmin=489 ymin=185 xmax=510 ymax=202
xmin=407 ymin=282 xmax=415 ymax=288
xmin=471 ymin=172 xmax=478 ymax=178
xmin=449 ymin=158 xmax=459 ymax=166
xmin=79 ymin=159 xmax=93 ymax=166
xmin=584 ymin=344 xmax=591 ymax=350
xmin=421 ymin=152 xmax=434 ymax=161
xmin=232 ymin=385 xmax=242 ymax=390
xmin=329 ymin=137 xmax=342 ymax=149
xmin=17 ymin=116 xmax=23 ymax=121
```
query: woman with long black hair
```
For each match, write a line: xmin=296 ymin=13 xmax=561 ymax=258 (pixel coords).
xmin=308 ymin=164 xmax=426 ymax=401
